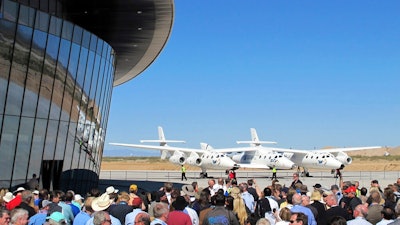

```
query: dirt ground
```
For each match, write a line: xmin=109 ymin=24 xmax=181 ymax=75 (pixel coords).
xmin=100 ymin=146 xmax=400 ymax=172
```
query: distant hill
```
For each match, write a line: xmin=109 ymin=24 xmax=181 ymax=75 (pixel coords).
xmin=103 ymin=148 xmax=160 ymax=157
xmin=346 ymin=146 xmax=400 ymax=157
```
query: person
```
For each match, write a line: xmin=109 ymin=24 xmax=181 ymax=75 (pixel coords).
xmin=290 ymin=193 xmax=316 ymax=225
xmin=255 ymin=218 xmax=270 ymax=225
xmin=271 ymin=166 xmax=277 ymax=180
xmin=0 ymin=209 xmax=11 ymax=225
xmin=275 ymin=207 xmax=291 ymax=225
xmin=7 ymin=188 xmax=25 ymax=211
xmin=181 ymin=165 xmax=187 ymax=181
xmin=347 ymin=204 xmax=372 ymax=225
xmin=366 ymin=190 xmax=384 ymax=225
xmin=239 ymin=183 xmax=255 ymax=213
xmin=125 ymin=208 xmax=150 ymax=225
xmin=203 ymin=193 xmax=239 ymax=225
xmin=46 ymin=212 xmax=67 ymax=225
xmin=328 ymin=216 xmax=347 ymax=225
xmin=309 ymin=191 xmax=326 ymax=225
xmin=150 ymin=202 xmax=169 ymax=225
xmin=324 ymin=194 xmax=351 ymax=225
xmin=93 ymin=211 xmax=112 ymax=225
xmin=230 ymin=187 xmax=249 ymax=225
xmin=376 ymin=207 xmax=395 ymax=225
xmin=289 ymin=212 xmax=308 ymax=225
xmin=290 ymin=173 xmax=302 ymax=190
xmin=247 ymin=179 xmax=259 ymax=202
xmin=339 ymin=186 xmax=361 ymax=219
xmin=16 ymin=190 xmax=35 ymax=218
xmin=128 ymin=184 xmax=146 ymax=211
xmin=27 ymin=174 xmax=39 ymax=190
xmin=167 ymin=196 xmax=192 ymax=225
xmin=9 ymin=208 xmax=29 ymax=225
xmin=109 ymin=192 xmax=134 ymax=224
xmin=28 ymin=200 xmax=51 ymax=225
xmin=88 ymin=193 xmax=121 ymax=225
xmin=73 ymin=197 xmax=94 ymax=225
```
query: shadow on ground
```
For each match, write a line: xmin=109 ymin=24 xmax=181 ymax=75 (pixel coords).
xmin=98 ymin=179 xmax=185 ymax=194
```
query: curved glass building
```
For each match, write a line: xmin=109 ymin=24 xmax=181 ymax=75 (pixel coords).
xmin=0 ymin=0 xmax=173 ymax=194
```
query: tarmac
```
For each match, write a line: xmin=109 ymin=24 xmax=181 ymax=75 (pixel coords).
xmin=98 ymin=170 xmax=400 ymax=194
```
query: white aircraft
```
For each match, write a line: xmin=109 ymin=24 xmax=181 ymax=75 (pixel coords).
xmin=109 ymin=127 xmax=240 ymax=178
xmin=202 ymin=142 xmax=297 ymax=170
xmin=232 ymin=128 xmax=381 ymax=176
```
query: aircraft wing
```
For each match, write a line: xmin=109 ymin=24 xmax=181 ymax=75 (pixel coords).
xmin=211 ymin=145 xmax=382 ymax=155
xmin=256 ymin=146 xmax=382 ymax=154
xmin=109 ymin=142 xmax=207 ymax=154
xmin=237 ymin=163 xmax=270 ymax=169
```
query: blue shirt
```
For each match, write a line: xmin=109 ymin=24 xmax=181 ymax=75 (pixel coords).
xmin=150 ymin=218 xmax=167 ymax=225
xmin=28 ymin=213 xmax=46 ymax=225
xmin=241 ymin=192 xmax=255 ymax=213
xmin=73 ymin=211 xmax=91 ymax=225
xmin=290 ymin=205 xmax=317 ymax=225
xmin=86 ymin=215 xmax=121 ymax=225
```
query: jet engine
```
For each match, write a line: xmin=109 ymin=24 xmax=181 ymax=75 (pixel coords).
xmin=187 ymin=155 xmax=202 ymax=167
xmin=335 ymin=151 xmax=352 ymax=165
xmin=169 ymin=151 xmax=186 ymax=165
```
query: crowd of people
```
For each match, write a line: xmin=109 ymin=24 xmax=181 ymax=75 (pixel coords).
xmin=1 ymin=173 xmax=400 ymax=225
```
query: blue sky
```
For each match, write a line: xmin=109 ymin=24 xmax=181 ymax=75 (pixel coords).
xmin=104 ymin=1 xmax=399 ymax=155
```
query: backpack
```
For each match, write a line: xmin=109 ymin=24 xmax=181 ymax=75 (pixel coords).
xmin=255 ymin=198 xmax=272 ymax=219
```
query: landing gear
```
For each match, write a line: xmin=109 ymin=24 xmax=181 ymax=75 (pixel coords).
xmin=300 ymin=167 xmax=311 ymax=177
xmin=200 ymin=172 xmax=208 ymax=178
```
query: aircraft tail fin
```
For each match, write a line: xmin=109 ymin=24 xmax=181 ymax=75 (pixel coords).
xmin=140 ymin=126 xmax=186 ymax=146
xmin=200 ymin=142 xmax=214 ymax=151
xmin=160 ymin=149 xmax=168 ymax=160
xmin=236 ymin=128 xmax=277 ymax=146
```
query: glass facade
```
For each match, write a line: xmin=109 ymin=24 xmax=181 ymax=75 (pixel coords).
xmin=0 ymin=0 xmax=115 ymax=194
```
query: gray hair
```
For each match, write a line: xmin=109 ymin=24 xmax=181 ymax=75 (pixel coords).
xmin=10 ymin=208 xmax=28 ymax=224
xmin=93 ymin=211 xmax=109 ymax=225
xmin=153 ymin=202 xmax=169 ymax=218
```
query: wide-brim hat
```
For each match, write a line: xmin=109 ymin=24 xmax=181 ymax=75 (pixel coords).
xmin=182 ymin=184 xmax=196 ymax=197
xmin=91 ymin=193 xmax=114 ymax=211
xmin=172 ymin=196 xmax=188 ymax=210
xmin=13 ymin=187 xmax=25 ymax=194
xmin=3 ymin=192 xmax=14 ymax=203
xmin=106 ymin=186 xmax=119 ymax=194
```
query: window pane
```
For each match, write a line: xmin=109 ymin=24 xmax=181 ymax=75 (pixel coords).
xmin=3 ymin=0 xmax=18 ymax=22
xmin=18 ymin=4 xmax=35 ymax=27
xmin=13 ymin=117 xmax=34 ymax=182
xmin=43 ymin=120 xmax=57 ymax=160
xmin=0 ymin=115 xmax=18 ymax=185
xmin=23 ymin=29 xmax=47 ymax=117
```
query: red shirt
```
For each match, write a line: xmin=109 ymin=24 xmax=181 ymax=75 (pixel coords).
xmin=6 ymin=194 xmax=21 ymax=210
xmin=167 ymin=210 xmax=192 ymax=225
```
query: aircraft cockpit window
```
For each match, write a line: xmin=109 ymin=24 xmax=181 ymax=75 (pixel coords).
xmin=274 ymin=156 xmax=277 ymax=158
xmin=264 ymin=156 xmax=266 ymax=159
xmin=322 ymin=156 xmax=325 ymax=158
xmin=316 ymin=157 xmax=319 ymax=159
xmin=279 ymin=155 xmax=282 ymax=158
xmin=259 ymin=156 xmax=261 ymax=159
xmin=221 ymin=155 xmax=224 ymax=157
xmin=216 ymin=155 xmax=219 ymax=158
xmin=327 ymin=155 xmax=330 ymax=158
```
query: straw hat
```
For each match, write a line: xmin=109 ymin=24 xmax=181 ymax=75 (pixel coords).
xmin=91 ymin=193 xmax=114 ymax=211
xmin=2 ymin=192 xmax=14 ymax=203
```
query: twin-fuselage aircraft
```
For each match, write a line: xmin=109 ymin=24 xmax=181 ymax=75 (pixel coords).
xmin=109 ymin=127 xmax=381 ymax=178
